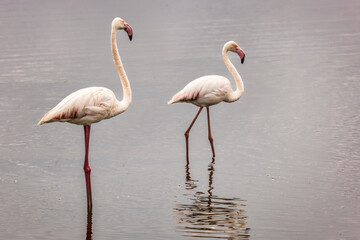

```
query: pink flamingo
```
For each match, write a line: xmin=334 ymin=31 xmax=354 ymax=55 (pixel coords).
xmin=38 ymin=17 xmax=133 ymax=210
xmin=168 ymin=41 xmax=245 ymax=160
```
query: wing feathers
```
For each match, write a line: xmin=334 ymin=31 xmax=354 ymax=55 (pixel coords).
xmin=38 ymin=87 xmax=117 ymax=125
xmin=168 ymin=75 xmax=231 ymax=106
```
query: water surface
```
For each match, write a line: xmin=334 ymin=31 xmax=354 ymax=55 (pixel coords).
xmin=0 ymin=0 xmax=359 ymax=239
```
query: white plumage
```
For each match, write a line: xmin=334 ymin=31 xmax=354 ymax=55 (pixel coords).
xmin=168 ymin=75 xmax=233 ymax=107
xmin=168 ymin=41 xmax=245 ymax=107
xmin=38 ymin=17 xmax=133 ymax=127
xmin=38 ymin=87 xmax=123 ymax=126
xmin=37 ymin=17 xmax=134 ymax=211
xmin=168 ymin=41 xmax=246 ymax=159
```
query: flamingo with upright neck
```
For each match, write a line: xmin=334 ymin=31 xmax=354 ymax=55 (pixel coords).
xmin=168 ymin=41 xmax=246 ymax=160
xmin=38 ymin=17 xmax=133 ymax=210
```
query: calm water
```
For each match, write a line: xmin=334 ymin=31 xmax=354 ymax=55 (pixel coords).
xmin=0 ymin=0 xmax=359 ymax=239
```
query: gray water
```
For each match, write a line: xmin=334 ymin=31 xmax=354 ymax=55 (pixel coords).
xmin=0 ymin=0 xmax=359 ymax=239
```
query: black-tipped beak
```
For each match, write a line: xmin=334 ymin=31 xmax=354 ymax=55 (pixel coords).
xmin=236 ymin=47 xmax=245 ymax=64
xmin=124 ymin=23 xmax=133 ymax=41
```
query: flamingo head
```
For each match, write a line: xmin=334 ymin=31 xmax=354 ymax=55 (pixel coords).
xmin=226 ymin=41 xmax=245 ymax=64
xmin=112 ymin=17 xmax=133 ymax=41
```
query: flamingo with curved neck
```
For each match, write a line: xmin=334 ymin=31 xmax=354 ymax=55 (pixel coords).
xmin=38 ymin=17 xmax=133 ymax=210
xmin=168 ymin=41 xmax=246 ymax=160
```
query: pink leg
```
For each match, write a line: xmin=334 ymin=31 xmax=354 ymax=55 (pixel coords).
xmin=83 ymin=125 xmax=92 ymax=212
xmin=206 ymin=107 xmax=215 ymax=158
xmin=185 ymin=107 xmax=203 ymax=162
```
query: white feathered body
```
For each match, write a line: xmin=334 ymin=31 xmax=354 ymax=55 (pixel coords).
xmin=168 ymin=41 xmax=245 ymax=108
xmin=38 ymin=87 xmax=123 ymax=126
xmin=168 ymin=75 xmax=234 ymax=107
xmin=38 ymin=17 xmax=133 ymax=127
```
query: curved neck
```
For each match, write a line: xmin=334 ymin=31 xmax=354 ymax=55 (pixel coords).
xmin=111 ymin=26 xmax=132 ymax=114
xmin=222 ymin=47 xmax=244 ymax=102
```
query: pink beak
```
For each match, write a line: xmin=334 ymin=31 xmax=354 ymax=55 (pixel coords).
xmin=236 ymin=47 xmax=245 ymax=64
xmin=124 ymin=23 xmax=133 ymax=41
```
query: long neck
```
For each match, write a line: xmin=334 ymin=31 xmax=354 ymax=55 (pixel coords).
xmin=223 ymin=47 xmax=244 ymax=102
xmin=111 ymin=27 xmax=132 ymax=114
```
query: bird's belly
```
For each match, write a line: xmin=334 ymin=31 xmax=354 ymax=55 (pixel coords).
xmin=68 ymin=114 xmax=105 ymax=125
xmin=192 ymin=94 xmax=225 ymax=107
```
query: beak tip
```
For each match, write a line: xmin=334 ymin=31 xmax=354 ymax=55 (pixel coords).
xmin=124 ymin=23 xmax=133 ymax=41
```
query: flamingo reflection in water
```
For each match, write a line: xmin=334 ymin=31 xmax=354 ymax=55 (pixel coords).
xmin=174 ymin=158 xmax=250 ymax=239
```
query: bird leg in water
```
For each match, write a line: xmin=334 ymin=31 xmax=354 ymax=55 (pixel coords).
xmin=206 ymin=107 xmax=215 ymax=157
xmin=184 ymin=107 xmax=203 ymax=162
xmin=83 ymin=125 xmax=92 ymax=211
xmin=86 ymin=202 xmax=93 ymax=240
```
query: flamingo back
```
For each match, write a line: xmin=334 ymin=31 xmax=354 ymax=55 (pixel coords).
xmin=38 ymin=87 xmax=118 ymax=126
xmin=168 ymin=75 xmax=232 ymax=107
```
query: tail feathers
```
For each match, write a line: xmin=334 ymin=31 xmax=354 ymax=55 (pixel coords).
xmin=168 ymin=98 xmax=179 ymax=105
xmin=37 ymin=109 xmax=59 ymax=126
xmin=37 ymin=112 xmax=52 ymax=125
xmin=168 ymin=99 xmax=176 ymax=104
xmin=168 ymin=92 xmax=182 ymax=105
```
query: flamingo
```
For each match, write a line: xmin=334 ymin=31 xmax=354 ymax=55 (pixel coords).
xmin=168 ymin=41 xmax=245 ymax=160
xmin=37 ymin=17 xmax=133 ymax=210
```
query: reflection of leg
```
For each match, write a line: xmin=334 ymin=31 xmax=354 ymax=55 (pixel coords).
xmin=207 ymin=157 xmax=215 ymax=207
xmin=83 ymin=125 xmax=93 ymax=212
xmin=86 ymin=204 xmax=93 ymax=240
xmin=185 ymin=159 xmax=198 ymax=190
xmin=184 ymin=107 xmax=203 ymax=162
xmin=206 ymin=107 xmax=215 ymax=158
